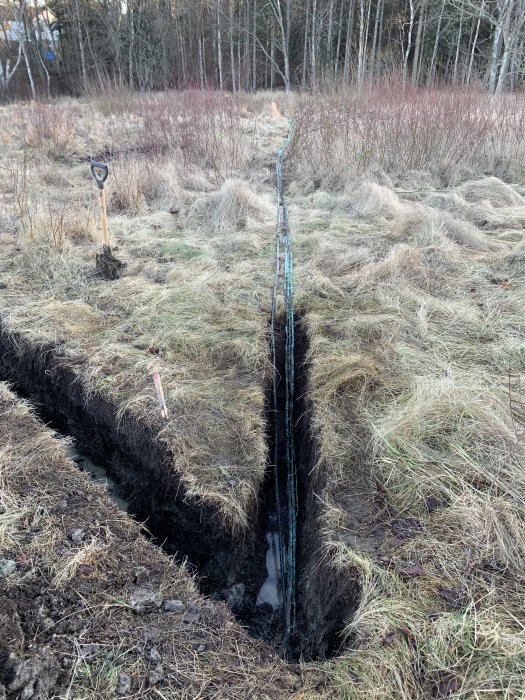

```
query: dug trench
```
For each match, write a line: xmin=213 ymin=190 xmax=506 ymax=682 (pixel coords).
xmin=0 ymin=317 xmax=359 ymax=661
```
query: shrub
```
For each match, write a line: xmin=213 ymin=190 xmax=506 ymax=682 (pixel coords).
xmin=25 ymin=103 xmax=81 ymax=160
xmin=289 ymin=85 xmax=525 ymax=187
xmin=136 ymin=90 xmax=252 ymax=179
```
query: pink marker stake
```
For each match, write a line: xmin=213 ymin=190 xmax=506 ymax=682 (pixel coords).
xmin=153 ymin=372 xmax=168 ymax=419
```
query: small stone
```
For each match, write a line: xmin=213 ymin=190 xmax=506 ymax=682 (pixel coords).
xmin=147 ymin=647 xmax=161 ymax=664
xmin=163 ymin=599 xmax=184 ymax=613
xmin=196 ymin=644 xmax=207 ymax=653
xmin=142 ymin=628 xmax=160 ymax=644
xmin=181 ymin=605 xmax=200 ymax=626
xmin=42 ymin=618 xmax=54 ymax=631
xmin=0 ymin=560 xmax=16 ymax=578
xmin=79 ymin=644 xmax=100 ymax=659
xmin=147 ymin=665 xmax=164 ymax=686
xmin=133 ymin=566 xmax=149 ymax=584
xmin=398 ymin=564 xmax=424 ymax=576
xmin=129 ymin=587 xmax=162 ymax=613
xmin=68 ymin=529 xmax=85 ymax=544
xmin=438 ymin=587 xmax=464 ymax=610
xmin=426 ymin=496 xmax=441 ymax=512
xmin=4 ymin=652 xmax=58 ymax=698
xmin=118 ymin=673 xmax=131 ymax=696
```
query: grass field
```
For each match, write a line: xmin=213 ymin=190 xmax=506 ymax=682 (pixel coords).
xmin=1 ymin=87 xmax=525 ymax=698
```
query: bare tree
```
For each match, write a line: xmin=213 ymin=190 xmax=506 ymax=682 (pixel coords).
xmin=0 ymin=42 xmax=22 ymax=94
xmin=4 ymin=0 xmax=515 ymax=97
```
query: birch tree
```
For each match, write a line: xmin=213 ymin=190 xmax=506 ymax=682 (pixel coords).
xmin=9 ymin=0 xmax=519 ymax=96
xmin=0 ymin=42 xmax=21 ymax=94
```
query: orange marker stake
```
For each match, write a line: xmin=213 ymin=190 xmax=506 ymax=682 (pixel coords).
xmin=153 ymin=372 xmax=168 ymax=419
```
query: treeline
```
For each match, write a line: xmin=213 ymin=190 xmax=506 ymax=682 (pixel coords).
xmin=2 ymin=0 xmax=525 ymax=98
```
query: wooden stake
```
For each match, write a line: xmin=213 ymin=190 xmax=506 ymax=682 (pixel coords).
xmin=153 ymin=372 xmax=168 ymax=419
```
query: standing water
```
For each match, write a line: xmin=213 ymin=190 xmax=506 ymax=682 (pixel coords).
xmin=257 ymin=532 xmax=283 ymax=608
xmin=65 ymin=444 xmax=130 ymax=513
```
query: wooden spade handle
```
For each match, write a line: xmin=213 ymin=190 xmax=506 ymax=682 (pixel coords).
xmin=98 ymin=187 xmax=109 ymax=246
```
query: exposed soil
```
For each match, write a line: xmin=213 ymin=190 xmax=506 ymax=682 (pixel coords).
xmin=0 ymin=386 xmax=302 ymax=698
xmin=95 ymin=244 xmax=126 ymax=280
xmin=292 ymin=321 xmax=360 ymax=658
xmin=0 ymin=317 xmax=359 ymax=662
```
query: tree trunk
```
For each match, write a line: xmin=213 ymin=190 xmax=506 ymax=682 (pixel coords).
xmin=217 ymin=0 xmax=224 ymax=89
xmin=334 ymin=0 xmax=345 ymax=79
xmin=302 ymin=0 xmax=310 ymax=88
xmin=371 ymin=0 xmax=383 ymax=80
xmin=428 ymin=0 xmax=445 ymax=84
xmin=0 ymin=44 xmax=22 ymax=94
xmin=33 ymin=6 xmax=51 ymax=97
xmin=128 ymin=0 xmax=134 ymax=89
xmin=270 ymin=22 xmax=276 ymax=88
xmin=453 ymin=1 xmax=464 ymax=84
xmin=401 ymin=0 xmax=415 ymax=86
xmin=252 ymin=0 xmax=257 ymax=89
xmin=343 ymin=0 xmax=356 ymax=85
xmin=311 ymin=0 xmax=317 ymax=85
xmin=198 ymin=34 xmax=205 ymax=87
xmin=17 ymin=0 xmax=36 ymax=98
xmin=327 ymin=0 xmax=335 ymax=69
xmin=467 ymin=0 xmax=484 ymax=84
xmin=357 ymin=0 xmax=368 ymax=88
xmin=229 ymin=0 xmax=236 ymax=92
xmin=411 ymin=0 xmax=426 ymax=86
xmin=495 ymin=0 xmax=525 ymax=94
xmin=489 ymin=16 xmax=503 ymax=92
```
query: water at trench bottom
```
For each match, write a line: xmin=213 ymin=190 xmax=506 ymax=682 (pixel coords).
xmin=256 ymin=532 xmax=284 ymax=609
xmin=64 ymin=444 xmax=130 ymax=513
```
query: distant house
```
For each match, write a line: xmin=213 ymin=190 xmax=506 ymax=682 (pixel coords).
xmin=0 ymin=3 xmax=57 ymax=58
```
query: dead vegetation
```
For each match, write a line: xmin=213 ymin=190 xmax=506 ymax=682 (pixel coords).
xmin=293 ymin=168 xmax=525 ymax=697
xmin=1 ymin=87 xmax=525 ymax=698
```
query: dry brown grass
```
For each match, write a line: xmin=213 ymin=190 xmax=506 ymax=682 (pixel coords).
xmin=292 ymin=171 xmax=525 ymax=697
xmin=1 ymin=89 xmax=525 ymax=698
xmin=289 ymin=86 xmax=525 ymax=189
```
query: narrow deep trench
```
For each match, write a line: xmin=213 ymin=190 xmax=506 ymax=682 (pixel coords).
xmin=0 ymin=319 xmax=359 ymax=661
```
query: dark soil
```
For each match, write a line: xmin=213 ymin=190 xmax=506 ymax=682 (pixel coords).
xmin=0 ymin=317 xmax=360 ymax=661
xmin=95 ymin=244 xmax=126 ymax=280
